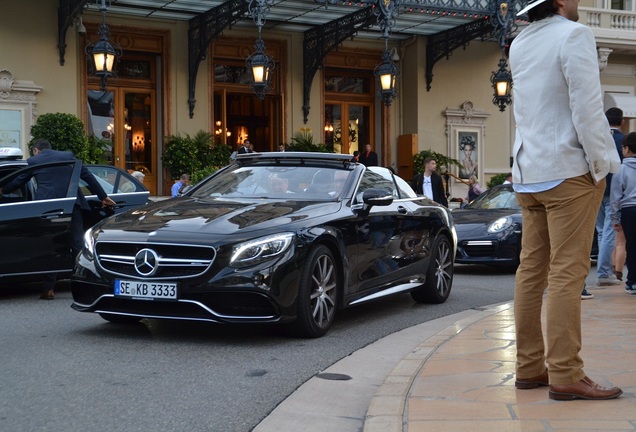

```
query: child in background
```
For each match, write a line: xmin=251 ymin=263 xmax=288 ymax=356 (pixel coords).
xmin=610 ymin=132 xmax=636 ymax=294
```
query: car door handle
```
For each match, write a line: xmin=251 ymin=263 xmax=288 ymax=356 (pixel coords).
xmin=397 ymin=206 xmax=408 ymax=214
xmin=40 ymin=210 xmax=66 ymax=219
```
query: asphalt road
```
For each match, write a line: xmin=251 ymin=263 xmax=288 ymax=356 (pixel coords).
xmin=0 ymin=265 xmax=515 ymax=432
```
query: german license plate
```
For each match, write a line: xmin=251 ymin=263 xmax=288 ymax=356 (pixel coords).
xmin=114 ymin=280 xmax=177 ymax=300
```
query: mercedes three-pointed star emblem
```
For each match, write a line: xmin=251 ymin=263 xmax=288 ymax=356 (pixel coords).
xmin=134 ymin=248 xmax=159 ymax=276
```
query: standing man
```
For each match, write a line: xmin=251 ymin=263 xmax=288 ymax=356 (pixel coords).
xmin=171 ymin=173 xmax=190 ymax=197
xmin=595 ymin=107 xmax=625 ymax=286
xmin=237 ymin=140 xmax=253 ymax=154
xmin=358 ymin=144 xmax=378 ymax=167
xmin=510 ymin=0 xmax=622 ymax=400
xmin=411 ymin=158 xmax=448 ymax=207
xmin=0 ymin=138 xmax=115 ymax=300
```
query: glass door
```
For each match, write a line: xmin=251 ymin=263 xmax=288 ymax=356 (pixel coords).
xmin=87 ymin=88 xmax=157 ymax=194
xmin=325 ymin=102 xmax=371 ymax=155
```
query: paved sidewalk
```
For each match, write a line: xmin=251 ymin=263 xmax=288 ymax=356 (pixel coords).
xmin=256 ymin=277 xmax=635 ymax=432
xmin=365 ymin=282 xmax=635 ymax=432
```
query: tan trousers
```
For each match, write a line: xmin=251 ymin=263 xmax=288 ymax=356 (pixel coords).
xmin=514 ymin=174 xmax=604 ymax=385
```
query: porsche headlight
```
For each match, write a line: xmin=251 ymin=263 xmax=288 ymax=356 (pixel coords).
xmin=487 ymin=216 xmax=513 ymax=233
xmin=230 ymin=233 xmax=294 ymax=267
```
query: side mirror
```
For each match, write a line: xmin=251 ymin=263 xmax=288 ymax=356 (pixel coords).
xmin=362 ymin=188 xmax=393 ymax=207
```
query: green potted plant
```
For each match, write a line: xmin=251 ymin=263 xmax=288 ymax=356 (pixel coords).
xmin=162 ymin=130 xmax=232 ymax=183
xmin=287 ymin=130 xmax=330 ymax=153
xmin=30 ymin=113 xmax=108 ymax=163
xmin=487 ymin=173 xmax=509 ymax=188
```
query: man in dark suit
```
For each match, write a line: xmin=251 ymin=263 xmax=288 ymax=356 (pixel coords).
xmin=411 ymin=157 xmax=448 ymax=207
xmin=0 ymin=139 xmax=115 ymax=299
xmin=358 ymin=144 xmax=378 ymax=167
xmin=237 ymin=139 xmax=253 ymax=154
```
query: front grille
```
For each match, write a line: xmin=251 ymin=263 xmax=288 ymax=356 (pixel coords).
xmin=95 ymin=242 xmax=216 ymax=279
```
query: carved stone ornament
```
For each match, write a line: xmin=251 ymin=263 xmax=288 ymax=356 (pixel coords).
xmin=597 ymin=47 xmax=613 ymax=71
xmin=0 ymin=70 xmax=15 ymax=97
xmin=0 ymin=69 xmax=43 ymax=150
xmin=0 ymin=69 xmax=42 ymax=102
xmin=444 ymin=101 xmax=490 ymax=128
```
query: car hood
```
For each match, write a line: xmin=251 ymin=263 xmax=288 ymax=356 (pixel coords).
xmin=451 ymin=208 xmax=520 ymax=227
xmin=100 ymin=196 xmax=342 ymax=236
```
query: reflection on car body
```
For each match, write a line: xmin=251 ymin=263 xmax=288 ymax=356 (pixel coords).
xmin=71 ymin=152 xmax=457 ymax=338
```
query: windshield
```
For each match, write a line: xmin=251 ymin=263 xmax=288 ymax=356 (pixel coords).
xmin=466 ymin=186 xmax=519 ymax=210
xmin=190 ymin=165 xmax=354 ymax=200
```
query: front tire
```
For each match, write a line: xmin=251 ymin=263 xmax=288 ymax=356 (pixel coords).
xmin=294 ymin=245 xmax=339 ymax=338
xmin=411 ymin=235 xmax=453 ymax=304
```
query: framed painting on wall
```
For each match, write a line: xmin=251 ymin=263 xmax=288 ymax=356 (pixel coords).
xmin=453 ymin=128 xmax=481 ymax=181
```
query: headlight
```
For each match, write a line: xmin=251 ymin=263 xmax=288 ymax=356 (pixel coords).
xmin=83 ymin=227 xmax=98 ymax=260
xmin=230 ymin=233 xmax=294 ymax=268
xmin=487 ymin=216 xmax=513 ymax=233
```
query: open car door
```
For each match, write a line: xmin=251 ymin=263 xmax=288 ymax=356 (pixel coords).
xmin=0 ymin=160 xmax=82 ymax=279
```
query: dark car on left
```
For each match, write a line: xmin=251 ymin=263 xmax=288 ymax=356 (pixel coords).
xmin=0 ymin=147 xmax=150 ymax=284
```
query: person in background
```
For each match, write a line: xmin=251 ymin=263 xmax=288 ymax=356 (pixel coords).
xmin=610 ymin=132 xmax=636 ymax=294
xmin=503 ymin=173 xmax=513 ymax=184
xmin=509 ymin=0 xmax=622 ymax=401
xmin=411 ymin=158 xmax=448 ymax=207
xmin=237 ymin=140 xmax=252 ymax=154
xmin=358 ymin=144 xmax=378 ymax=167
xmin=352 ymin=150 xmax=360 ymax=162
xmin=130 ymin=170 xmax=145 ymax=183
xmin=278 ymin=143 xmax=286 ymax=152
xmin=0 ymin=138 xmax=115 ymax=300
xmin=467 ymin=175 xmax=484 ymax=202
xmin=613 ymin=223 xmax=627 ymax=281
xmin=171 ymin=173 xmax=190 ymax=197
xmin=268 ymin=174 xmax=291 ymax=194
xmin=594 ymin=107 xmax=624 ymax=286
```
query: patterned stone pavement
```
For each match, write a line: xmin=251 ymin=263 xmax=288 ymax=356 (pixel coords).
xmin=364 ymin=283 xmax=636 ymax=432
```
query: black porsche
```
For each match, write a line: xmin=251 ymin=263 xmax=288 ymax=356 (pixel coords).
xmin=71 ymin=152 xmax=456 ymax=337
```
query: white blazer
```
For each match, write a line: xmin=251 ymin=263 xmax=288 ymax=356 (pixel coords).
xmin=510 ymin=15 xmax=621 ymax=184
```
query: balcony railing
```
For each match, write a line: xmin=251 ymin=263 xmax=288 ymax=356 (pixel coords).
xmin=581 ymin=7 xmax=636 ymax=31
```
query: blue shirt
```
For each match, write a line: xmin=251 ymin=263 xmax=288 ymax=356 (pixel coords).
xmin=171 ymin=181 xmax=183 ymax=197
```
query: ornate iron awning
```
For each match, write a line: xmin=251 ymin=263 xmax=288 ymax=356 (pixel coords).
xmin=58 ymin=0 xmax=525 ymax=117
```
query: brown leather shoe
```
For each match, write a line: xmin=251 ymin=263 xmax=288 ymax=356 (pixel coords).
xmin=39 ymin=290 xmax=54 ymax=300
xmin=549 ymin=376 xmax=622 ymax=400
xmin=515 ymin=369 xmax=549 ymax=389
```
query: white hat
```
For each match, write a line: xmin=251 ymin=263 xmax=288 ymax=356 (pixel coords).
xmin=517 ymin=0 xmax=550 ymax=16
xmin=131 ymin=170 xmax=145 ymax=180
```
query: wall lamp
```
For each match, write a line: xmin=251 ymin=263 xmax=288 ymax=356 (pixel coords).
xmin=246 ymin=0 xmax=276 ymax=100
xmin=85 ymin=0 xmax=122 ymax=91
xmin=318 ymin=0 xmax=403 ymax=107
xmin=491 ymin=1 xmax=514 ymax=112
xmin=375 ymin=43 xmax=400 ymax=107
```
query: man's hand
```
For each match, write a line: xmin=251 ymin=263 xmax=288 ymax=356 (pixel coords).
xmin=102 ymin=196 xmax=116 ymax=208
xmin=613 ymin=223 xmax=623 ymax=233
